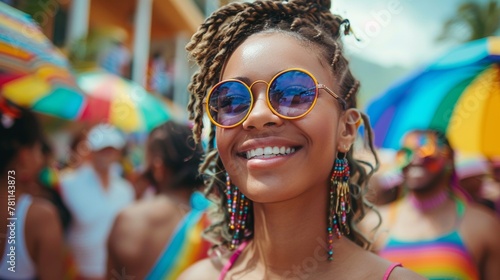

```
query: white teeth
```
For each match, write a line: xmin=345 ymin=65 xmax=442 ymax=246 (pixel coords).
xmin=246 ymin=146 xmax=296 ymax=159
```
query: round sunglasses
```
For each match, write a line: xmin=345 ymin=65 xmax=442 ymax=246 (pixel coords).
xmin=396 ymin=133 xmax=450 ymax=168
xmin=205 ymin=68 xmax=347 ymax=128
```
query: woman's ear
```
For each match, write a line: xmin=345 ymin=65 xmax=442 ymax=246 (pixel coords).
xmin=337 ymin=109 xmax=361 ymax=152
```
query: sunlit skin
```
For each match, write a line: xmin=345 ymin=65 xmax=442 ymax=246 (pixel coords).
xmin=177 ymin=32 xmax=431 ymax=280
xmin=215 ymin=32 xmax=358 ymax=278
xmin=216 ymin=33 xmax=343 ymax=205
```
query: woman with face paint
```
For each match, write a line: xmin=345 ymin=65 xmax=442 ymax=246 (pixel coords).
xmin=361 ymin=129 xmax=500 ymax=280
xmin=178 ymin=0 xmax=423 ymax=279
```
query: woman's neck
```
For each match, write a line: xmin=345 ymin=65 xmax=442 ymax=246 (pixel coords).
xmin=407 ymin=185 xmax=450 ymax=212
xmin=246 ymin=187 xmax=337 ymax=277
xmin=158 ymin=187 xmax=192 ymax=208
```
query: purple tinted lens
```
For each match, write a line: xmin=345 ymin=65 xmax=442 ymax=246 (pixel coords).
xmin=269 ymin=70 xmax=316 ymax=117
xmin=208 ymin=81 xmax=251 ymax=126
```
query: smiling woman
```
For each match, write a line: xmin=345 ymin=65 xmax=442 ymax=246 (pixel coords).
xmin=178 ymin=0 xmax=424 ymax=279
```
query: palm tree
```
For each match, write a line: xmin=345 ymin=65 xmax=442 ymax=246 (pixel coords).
xmin=438 ymin=0 xmax=500 ymax=42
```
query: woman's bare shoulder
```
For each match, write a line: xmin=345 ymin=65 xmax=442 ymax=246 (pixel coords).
xmin=178 ymin=257 xmax=224 ymax=280
xmin=364 ymin=249 xmax=425 ymax=280
xmin=462 ymin=202 xmax=500 ymax=242
xmin=348 ymin=247 xmax=424 ymax=280
xmin=461 ymin=202 xmax=500 ymax=234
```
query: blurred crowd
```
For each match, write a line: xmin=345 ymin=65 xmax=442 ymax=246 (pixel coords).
xmin=1 ymin=0 xmax=499 ymax=279
xmin=2 ymin=95 xmax=500 ymax=280
xmin=362 ymin=130 xmax=500 ymax=279
xmin=366 ymin=138 xmax=500 ymax=215
xmin=0 ymin=98 xmax=211 ymax=280
xmin=3 ymin=96 xmax=500 ymax=280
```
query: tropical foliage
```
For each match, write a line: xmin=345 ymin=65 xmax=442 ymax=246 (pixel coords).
xmin=438 ymin=0 xmax=500 ymax=42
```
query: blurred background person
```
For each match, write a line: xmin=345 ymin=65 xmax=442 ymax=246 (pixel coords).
xmin=35 ymin=139 xmax=78 ymax=279
xmin=486 ymin=157 xmax=500 ymax=217
xmin=365 ymin=148 xmax=404 ymax=206
xmin=0 ymin=99 xmax=64 ymax=280
xmin=34 ymin=139 xmax=72 ymax=232
xmin=489 ymin=158 xmax=500 ymax=183
xmin=60 ymin=124 xmax=135 ymax=280
xmin=361 ymin=129 xmax=500 ymax=280
xmin=107 ymin=120 xmax=211 ymax=279
xmin=368 ymin=170 xmax=403 ymax=206
xmin=64 ymin=130 xmax=90 ymax=171
xmin=455 ymin=152 xmax=497 ymax=212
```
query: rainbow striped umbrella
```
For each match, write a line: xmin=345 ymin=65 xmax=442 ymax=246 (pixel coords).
xmin=367 ymin=37 xmax=500 ymax=156
xmin=0 ymin=2 xmax=85 ymax=119
xmin=76 ymin=70 xmax=172 ymax=132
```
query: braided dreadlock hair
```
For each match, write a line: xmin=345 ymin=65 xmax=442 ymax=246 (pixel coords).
xmin=186 ymin=0 xmax=379 ymax=251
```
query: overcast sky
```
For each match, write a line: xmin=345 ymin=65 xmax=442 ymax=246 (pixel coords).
xmin=331 ymin=0 xmax=492 ymax=69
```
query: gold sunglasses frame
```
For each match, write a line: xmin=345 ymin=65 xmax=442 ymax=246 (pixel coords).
xmin=205 ymin=68 xmax=347 ymax=128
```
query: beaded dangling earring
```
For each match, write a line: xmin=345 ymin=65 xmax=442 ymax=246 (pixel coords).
xmin=226 ymin=173 xmax=250 ymax=250
xmin=327 ymin=152 xmax=351 ymax=260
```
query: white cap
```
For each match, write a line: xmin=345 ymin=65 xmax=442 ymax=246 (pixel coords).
xmin=87 ymin=124 xmax=126 ymax=151
xmin=455 ymin=152 xmax=490 ymax=179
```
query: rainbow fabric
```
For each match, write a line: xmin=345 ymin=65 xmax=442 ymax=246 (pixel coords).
xmin=379 ymin=199 xmax=479 ymax=280
xmin=367 ymin=37 xmax=500 ymax=157
xmin=145 ymin=192 xmax=212 ymax=280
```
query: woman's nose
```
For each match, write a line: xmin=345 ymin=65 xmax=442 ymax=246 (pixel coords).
xmin=242 ymin=83 xmax=283 ymax=130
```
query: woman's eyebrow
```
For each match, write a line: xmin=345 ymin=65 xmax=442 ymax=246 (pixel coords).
xmin=225 ymin=68 xmax=290 ymax=85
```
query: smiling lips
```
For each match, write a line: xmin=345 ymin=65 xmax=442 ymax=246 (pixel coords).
xmin=245 ymin=146 xmax=296 ymax=160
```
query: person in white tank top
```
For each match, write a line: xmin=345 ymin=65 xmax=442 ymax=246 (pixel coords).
xmin=0 ymin=100 xmax=64 ymax=279
xmin=0 ymin=194 xmax=36 ymax=279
